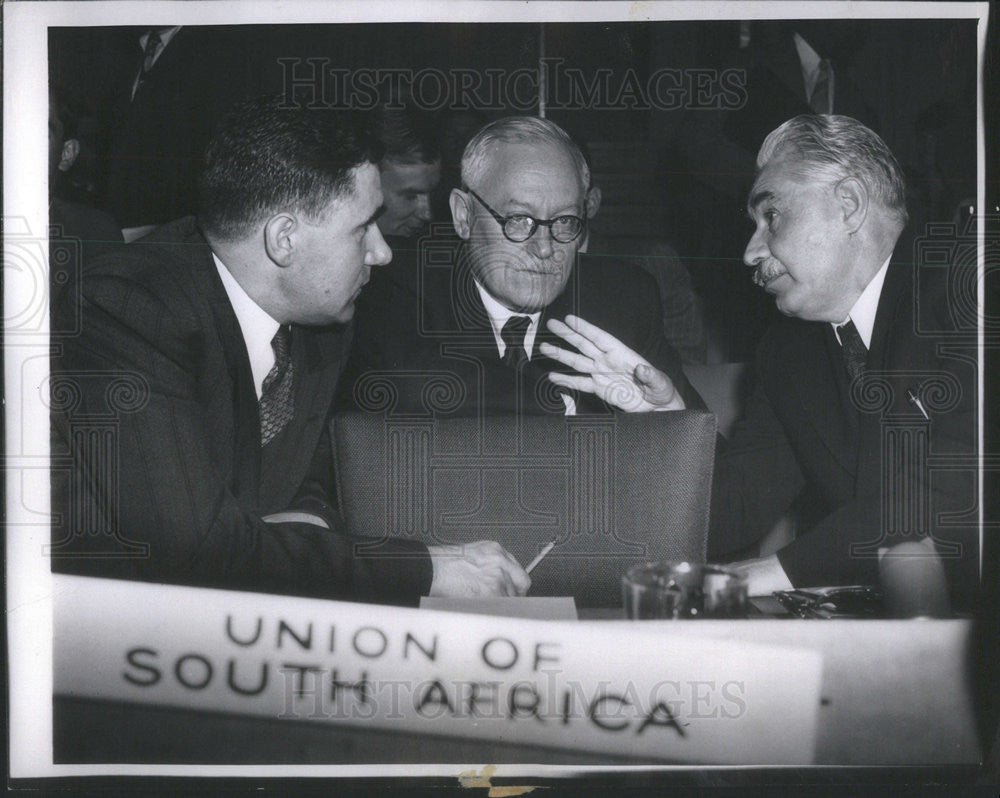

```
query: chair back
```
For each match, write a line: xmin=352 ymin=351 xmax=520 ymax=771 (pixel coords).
xmin=333 ymin=410 xmax=716 ymax=607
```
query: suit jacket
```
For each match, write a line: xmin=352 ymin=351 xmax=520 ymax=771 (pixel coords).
xmin=49 ymin=197 xmax=125 ymax=308
xmin=585 ymin=231 xmax=707 ymax=364
xmin=719 ymin=31 xmax=879 ymax=169
xmin=677 ymin=28 xmax=880 ymax=206
xmin=708 ymin=255 xmax=978 ymax=607
xmin=336 ymin=238 xmax=701 ymax=417
xmin=103 ymin=27 xmax=260 ymax=228
xmin=51 ymin=216 xmax=431 ymax=605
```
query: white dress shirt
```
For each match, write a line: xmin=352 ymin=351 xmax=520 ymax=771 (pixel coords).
xmin=214 ymin=253 xmax=280 ymax=400
xmin=833 ymin=256 xmax=891 ymax=350
xmin=473 ymin=279 xmax=576 ymax=415
xmin=793 ymin=32 xmax=834 ymax=114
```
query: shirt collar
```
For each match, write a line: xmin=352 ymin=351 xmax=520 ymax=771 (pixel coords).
xmin=833 ymin=255 xmax=891 ymax=349
xmin=793 ymin=32 xmax=823 ymax=91
xmin=213 ymin=253 xmax=281 ymax=399
xmin=473 ymin=279 xmax=542 ymax=359
xmin=140 ymin=26 xmax=182 ymax=52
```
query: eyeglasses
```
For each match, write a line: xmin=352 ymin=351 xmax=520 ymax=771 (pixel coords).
xmin=466 ymin=188 xmax=585 ymax=244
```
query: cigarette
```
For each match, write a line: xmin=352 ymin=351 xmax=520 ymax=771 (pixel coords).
xmin=906 ymin=389 xmax=930 ymax=420
xmin=525 ymin=539 xmax=556 ymax=574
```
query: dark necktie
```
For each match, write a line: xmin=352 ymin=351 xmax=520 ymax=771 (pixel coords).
xmin=500 ymin=315 xmax=531 ymax=369
xmin=259 ymin=325 xmax=294 ymax=446
xmin=134 ymin=30 xmax=162 ymax=98
xmin=810 ymin=58 xmax=833 ymax=114
xmin=836 ymin=319 xmax=867 ymax=381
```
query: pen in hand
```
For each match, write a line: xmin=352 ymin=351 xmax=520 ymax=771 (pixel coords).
xmin=525 ymin=539 xmax=556 ymax=574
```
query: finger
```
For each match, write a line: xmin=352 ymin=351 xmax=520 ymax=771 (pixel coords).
xmin=545 ymin=317 xmax=604 ymax=360
xmin=508 ymin=564 xmax=531 ymax=596
xmin=634 ymin=363 xmax=684 ymax=409
xmin=634 ymin=363 xmax=674 ymax=394
xmin=546 ymin=371 xmax=597 ymax=394
xmin=539 ymin=341 xmax=595 ymax=373
xmin=493 ymin=546 xmax=530 ymax=584
xmin=500 ymin=570 xmax=517 ymax=597
xmin=497 ymin=545 xmax=523 ymax=572
xmin=603 ymin=377 xmax=652 ymax=412
xmin=563 ymin=314 xmax=639 ymax=358
xmin=468 ymin=539 xmax=502 ymax=560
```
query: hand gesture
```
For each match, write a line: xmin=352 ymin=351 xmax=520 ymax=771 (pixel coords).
xmin=540 ymin=314 xmax=685 ymax=412
xmin=428 ymin=540 xmax=531 ymax=597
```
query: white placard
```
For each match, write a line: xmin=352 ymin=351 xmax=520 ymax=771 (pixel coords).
xmin=54 ymin=575 xmax=823 ymax=765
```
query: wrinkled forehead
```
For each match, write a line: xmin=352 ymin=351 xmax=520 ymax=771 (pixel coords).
xmin=480 ymin=140 xmax=586 ymax=205
xmin=747 ymin=156 xmax=820 ymax=214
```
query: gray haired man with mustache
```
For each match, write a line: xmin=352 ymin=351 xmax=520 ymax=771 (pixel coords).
xmin=544 ymin=115 xmax=977 ymax=608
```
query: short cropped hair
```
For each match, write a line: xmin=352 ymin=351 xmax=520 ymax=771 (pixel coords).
xmin=460 ymin=116 xmax=590 ymax=194
xmin=198 ymin=96 xmax=384 ymax=240
xmin=757 ymin=114 xmax=908 ymax=224
xmin=373 ymin=104 xmax=442 ymax=165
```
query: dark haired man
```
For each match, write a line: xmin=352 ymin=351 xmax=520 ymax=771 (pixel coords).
xmin=52 ymin=96 xmax=530 ymax=604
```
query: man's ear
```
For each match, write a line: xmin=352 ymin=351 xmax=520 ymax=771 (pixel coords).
xmin=836 ymin=176 xmax=869 ymax=235
xmin=450 ymin=188 xmax=472 ymax=239
xmin=263 ymin=213 xmax=297 ymax=267
xmin=58 ymin=138 xmax=80 ymax=172
xmin=585 ymin=185 xmax=602 ymax=220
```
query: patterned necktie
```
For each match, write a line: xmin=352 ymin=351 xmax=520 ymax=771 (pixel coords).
xmin=500 ymin=315 xmax=531 ymax=369
xmin=810 ymin=58 xmax=833 ymax=114
xmin=836 ymin=319 xmax=867 ymax=381
xmin=133 ymin=30 xmax=162 ymax=99
xmin=259 ymin=325 xmax=294 ymax=446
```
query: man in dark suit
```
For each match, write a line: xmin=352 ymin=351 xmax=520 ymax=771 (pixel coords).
xmin=51 ymin=96 xmax=530 ymax=605
xmin=543 ymin=115 xmax=977 ymax=607
xmin=337 ymin=116 xmax=698 ymax=418
xmin=670 ymin=21 xmax=881 ymax=359
xmin=102 ymin=26 xmax=261 ymax=230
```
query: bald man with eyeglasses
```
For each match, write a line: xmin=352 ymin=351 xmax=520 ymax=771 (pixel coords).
xmin=336 ymin=115 xmax=700 ymax=418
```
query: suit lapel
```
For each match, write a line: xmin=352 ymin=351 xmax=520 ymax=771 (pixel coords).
xmin=865 ymin=259 xmax=910 ymax=372
xmin=447 ymin=248 xmax=593 ymax=415
xmin=534 ymin=261 xmax=611 ymax=414
xmin=855 ymin=259 xmax=911 ymax=491
xmin=762 ymin=35 xmax=810 ymax=104
xmin=784 ymin=319 xmax=858 ymax=476
xmin=192 ymin=226 xmax=262 ymax=502
xmin=449 ymin=248 xmax=493 ymax=336
xmin=259 ymin=325 xmax=346 ymax=510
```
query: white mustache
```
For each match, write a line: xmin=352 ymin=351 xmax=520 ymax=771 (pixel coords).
xmin=753 ymin=263 xmax=784 ymax=287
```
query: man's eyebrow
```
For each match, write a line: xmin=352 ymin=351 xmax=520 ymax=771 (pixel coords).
xmin=505 ymin=201 xmax=582 ymax=217
xmin=361 ymin=205 xmax=386 ymax=228
xmin=747 ymin=188 xmax=776 ymax=215
xmin=748 ymin=189 xmax=775 ymax=210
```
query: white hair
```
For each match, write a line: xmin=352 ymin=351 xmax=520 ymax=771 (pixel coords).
xmin=757 ymin=114 xmax=908 ymax=224
xmin=460 ymin=116 xmax=590 ymax=193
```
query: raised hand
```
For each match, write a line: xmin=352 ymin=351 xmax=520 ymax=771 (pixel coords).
xmin=428 ymin=540 xmax=532 ymax=597
xmin=540 ymin=314 xmax=685 ymax=412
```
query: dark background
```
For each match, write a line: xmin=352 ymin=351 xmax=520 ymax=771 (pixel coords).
xmin=49 ymin=19 xmax=980 ymax=360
